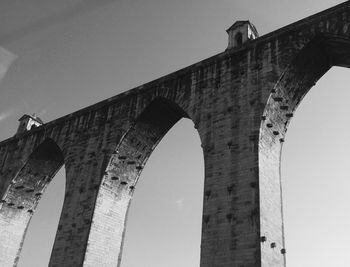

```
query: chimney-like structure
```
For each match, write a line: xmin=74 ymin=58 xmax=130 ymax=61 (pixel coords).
xmin=226 ymin=20 xmax=259 ymax=50
xmin=16 ymin=114 xmax=43 ymax=134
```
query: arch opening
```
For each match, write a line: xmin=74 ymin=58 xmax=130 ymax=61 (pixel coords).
xmin=83 ymin=97 xmax=205 ymax=266
xmin=17 ymin=166 xmax=65 ymax=267
xmin=282 ymin=66 xmax=350 ymax=266
xmin=0 ymin=138 xmax=65 ymax=266
xmin=235 ymin=32 xmax=243 ymax=46
xmin=258 ymin=35 xmax=350 ymax=265
xmin=121 ymin=118 xmax=204 ymax=267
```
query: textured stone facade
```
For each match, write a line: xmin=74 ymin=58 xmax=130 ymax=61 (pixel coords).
xmin=1 ymin=2 xmax=350 ymax=266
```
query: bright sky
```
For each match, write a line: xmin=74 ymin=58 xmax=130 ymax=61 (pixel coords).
xmin=0 ymin=0 xmax=348 ymax=266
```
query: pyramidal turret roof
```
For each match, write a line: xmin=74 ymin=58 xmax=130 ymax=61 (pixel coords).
xmin=18 ymin=114 xmax=44 ymax=124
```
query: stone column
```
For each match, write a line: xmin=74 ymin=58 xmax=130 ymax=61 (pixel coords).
xmin=198 ymin=110 xmax=261 ymax=266
xmin=48 ymin=149 xmax=109 ymax=267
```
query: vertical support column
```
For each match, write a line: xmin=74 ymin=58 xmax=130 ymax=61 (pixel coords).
xmin=199 ymin=123 xmax=261 ymax=266
xmin=81 ymin=137 xmax=139 ymax=267
xmin=259 ymin=138 xmax=285 ymax=267
xmin=0 ymin=205 xmax=32 ymax=266
xmin=48 ymin=154 xmax=106 ymax=267
xmin=81 ymin=172 xmax=132 ymax=267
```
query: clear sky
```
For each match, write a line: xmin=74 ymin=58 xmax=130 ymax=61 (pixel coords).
xmin=0 ymin=0 xmax=349 ymax=266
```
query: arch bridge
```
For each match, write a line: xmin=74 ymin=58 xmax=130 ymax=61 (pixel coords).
xmin=1 ymin=2 xmax=350 ymax=266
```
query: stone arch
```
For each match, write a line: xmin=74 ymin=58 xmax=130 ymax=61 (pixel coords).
xmin=0 ymin=138 xmax=65 ymax=267
xmin=258 ymin=34 xmax=350 ymax=265
xmin=82 ymin=97 xmax=203 ymax=266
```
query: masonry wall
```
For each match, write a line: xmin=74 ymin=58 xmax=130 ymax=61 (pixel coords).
xmin=0 ymin=1 xmax=350 ymax=266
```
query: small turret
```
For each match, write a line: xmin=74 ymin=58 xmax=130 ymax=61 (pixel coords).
xmin=226 ymin=20 xmax=259 ymax=50
xmin=17 ymin=114 xmax=43 ymax=134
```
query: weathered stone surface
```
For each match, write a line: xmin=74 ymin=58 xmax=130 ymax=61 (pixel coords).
xmin=1 ymin=2 xmax=350 ymax=266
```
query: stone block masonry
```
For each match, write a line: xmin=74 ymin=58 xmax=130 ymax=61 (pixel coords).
xmin=1 ymin=1 xmax=350 ymax=266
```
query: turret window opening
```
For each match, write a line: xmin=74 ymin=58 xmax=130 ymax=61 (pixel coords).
xmin=235 ymin=32 xmax=243 ymax=46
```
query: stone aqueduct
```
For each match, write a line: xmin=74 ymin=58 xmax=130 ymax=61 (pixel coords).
xmin=1 ymin=2 xmax=350 ymax=266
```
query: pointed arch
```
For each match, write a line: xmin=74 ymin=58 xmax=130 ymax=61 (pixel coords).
xmin=258 ymin=34 xmax=350 ymax=264
xmin=121 ymin=118 xmax=204 ymax=266
xmin=0 ymin=138 xmax=65 ymax=266
xmin=82 ymin=97 xmax=204 ymax=266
